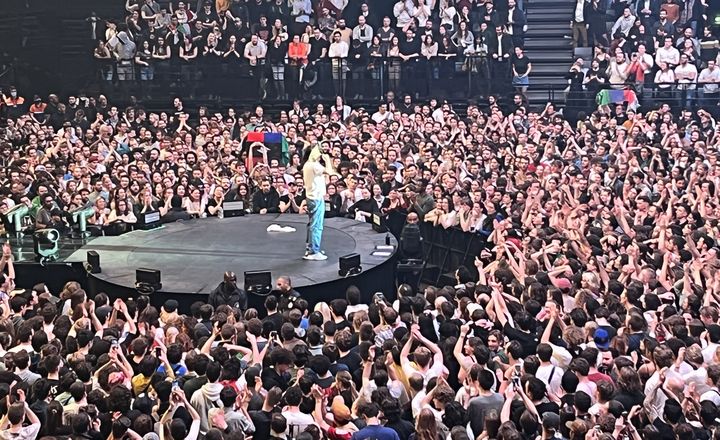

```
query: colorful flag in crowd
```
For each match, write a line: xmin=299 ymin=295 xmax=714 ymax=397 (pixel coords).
xmin=595 ymin=89 xmax=639 ymax=110
xmin=245 ymin=132 xmax=290 ymax=166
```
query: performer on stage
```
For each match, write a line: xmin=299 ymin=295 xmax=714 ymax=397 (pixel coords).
xmin=302 ymin=143 xmax=335 ymax=260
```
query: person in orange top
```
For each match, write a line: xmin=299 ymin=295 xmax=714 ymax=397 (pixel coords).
xmin=1 ymin=87 xmax=25 ymax=119
xmin=286 ymin=34 xmax=309 ymax=99
xmin=28 ymin=96 xmax=48 ymax=125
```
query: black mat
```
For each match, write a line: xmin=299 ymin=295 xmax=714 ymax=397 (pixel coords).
xmin=68 ymin=214 xmax=394 ymax=294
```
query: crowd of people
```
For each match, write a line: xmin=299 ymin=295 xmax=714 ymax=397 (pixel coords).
xmin=566 ymin=0 xmax=719 ymax=109
xmin=2 ymin=23 xmax=720 ymax=438
xmin=90 ymin=0 xmax=532 ymax=99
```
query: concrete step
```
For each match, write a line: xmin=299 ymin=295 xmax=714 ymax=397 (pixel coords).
xmin=524 ymin=37 xmax=572 ymax=49
xmin=531 ymin=62 xmax=573 ymax=74
xmin=525 ymin=49 xmax=573 ymax=61
xmin=526 ymin=27 xmax=570 ymax=37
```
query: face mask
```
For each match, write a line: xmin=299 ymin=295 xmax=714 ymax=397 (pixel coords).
xmin=10 ymin=92 xmax=16 ymax=97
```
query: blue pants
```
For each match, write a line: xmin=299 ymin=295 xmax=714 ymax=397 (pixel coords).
xmin=306 ymin=199 xmax=325 ymax=254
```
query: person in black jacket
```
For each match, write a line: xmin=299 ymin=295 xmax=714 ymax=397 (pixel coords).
xmin=251 ymin=179 xmax=280 ymax=214
xmin=208 ymin=271 xmax=248 ymax=310
xmin=161 ymin=196 xmax=192 ymax=223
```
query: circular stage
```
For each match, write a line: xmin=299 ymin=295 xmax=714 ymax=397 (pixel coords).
xmin=68 ymin=215 xmax=396 ymax=307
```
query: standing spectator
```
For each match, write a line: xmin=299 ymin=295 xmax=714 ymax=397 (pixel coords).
xmin=698 ymin=59 xmax=720 ymax=105
xmin=353 ymin=15 xmax=374 ymax=47
xmin=607 ymin=48 xmax=630 ymax=89
xmin=244 ymin=34 xmax=268 ymax=99
xmin=286 ymin=34 xmax=309 ymax=99
xmin=505 ymin=0 xmax=526 ymax=47
xmin=674 ymin=53 xmax=697 ymax=107
xmin=267 ymin=34 xmax=288 ymax=99
xmin=611 ymin=8 xmax=636 ymax=37
xmin=511 ymin=46 xmax=531 ymax=95
xmin=654 ymin=61 xmax=676 ymax=99
xmin=571 ymin=0 xmax=590 ymax=48
xmin=289 ymin=0 xmax=312 ymax=35
xmin=329 ymin=31 xmax=350 ymax=97
xmin=111 ymin=31 xmax=137 ymax=81
xmin=655 ymin=36 xmax=680 ymax=68
xmin=489 ymin=25 xmax=513 ymax=94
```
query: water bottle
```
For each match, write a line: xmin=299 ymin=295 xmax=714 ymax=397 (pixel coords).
xmin=218 ymin=207 xmax=224 ymax=219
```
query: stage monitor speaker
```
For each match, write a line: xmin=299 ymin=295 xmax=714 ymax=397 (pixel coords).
xmin=87 ymin=251 xmax=101 ymax=274
xmin=339 ymin=253 xmax=362 ymax=277
xmin=245 ymin=270 xmax=272 ymax=295
xmin=136 ymin=268 xmax=162 ymax=293
xmin=138 ymin=211 xmax=162 ymax=230
xmin=371 ymin=212 xmax=387 ymax=233
xmin=223 ymin=201 xmax=246 ymax=217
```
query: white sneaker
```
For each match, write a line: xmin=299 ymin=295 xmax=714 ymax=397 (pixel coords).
xmin=303 ymin=253 xmax=328 ymax=261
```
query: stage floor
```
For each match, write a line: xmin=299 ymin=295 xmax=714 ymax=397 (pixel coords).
xmin=67 ymin=215 xmax=395 ymax=294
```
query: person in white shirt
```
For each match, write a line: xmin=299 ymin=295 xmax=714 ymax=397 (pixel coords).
xmin=393 ymin=0 xmax=414 ymax=29
xmin=698 ymin=60 xmax=720 ymax=104
xmin=328 ymin=31 xmax=349 ymax=97
xmin=281 ymin=386 xmax=315 ymax=437
xmin=439 ymin=0 xmax=457 ymax=31
xmin=654 ymin=62 xmax=676 ymax=94
xmin=371 ymin=103 xmax=393 ymax=124
xmin=655 ymin=36 xmax=680 ymax=68
xmin=611 ymin=8 xmax=635 ymax=37
xmin=700 ymin=364 xmax=720 ymax=406
xmin=535 ymin=343 xmax=565 ymax=397
xmin=702 ymin=325 xmax=720 ymax=363
xmin=681 ymin=345 xmax=710 ymax=396
xmin=674 ymin=53 xmax=697 ymax=107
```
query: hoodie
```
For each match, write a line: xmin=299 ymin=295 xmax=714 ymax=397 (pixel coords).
xmin=190 ymin=382 xmax=224 ymax=434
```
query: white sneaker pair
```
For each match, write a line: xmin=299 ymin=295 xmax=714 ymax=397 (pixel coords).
xmin=303 ymin=252 xmax=328 ymax=261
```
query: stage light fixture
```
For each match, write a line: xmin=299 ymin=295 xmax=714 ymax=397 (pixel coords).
xmin=136 ymin=268 xmax=162 ymax=293
xmin=70 ymin=207 xmax=95 ymax=237
xmin=87 ymin=251 xmax=101 ymax=274
xmin=5 ymin=204 xmax=29 ymax=236
xmin=339 ymin=253 xmax=362 ymax=277
xmin=33 ymin=228 xmax=60 ymax=263
xmin=244 ymin=270 xmax=272 ymax=295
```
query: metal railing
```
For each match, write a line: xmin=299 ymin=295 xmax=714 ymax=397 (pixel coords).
xmin=91 ymin=55 xmax=541 ymax=103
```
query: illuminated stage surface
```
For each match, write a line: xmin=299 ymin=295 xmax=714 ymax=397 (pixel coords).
xmin=62 ymin=215 xmax=396 ymax=304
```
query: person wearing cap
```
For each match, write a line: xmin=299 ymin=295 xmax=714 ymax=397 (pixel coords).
xmin=208 ymin=271 xmax=247 ymax=310
xmin=310 ymin=386 xmax=359 ymax=440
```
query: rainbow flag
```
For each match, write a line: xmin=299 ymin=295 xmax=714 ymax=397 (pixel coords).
xmin=245 ymin=131 xmax=289 ymax=165
xmin=596 ymin=89 xmax=639 ymax=110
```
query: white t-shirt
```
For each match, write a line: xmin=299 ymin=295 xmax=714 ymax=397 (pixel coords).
xmin=675 ymin=63 xmax=697 ymax=86
xmin=303 ymin=160 xmax=326 ymax=201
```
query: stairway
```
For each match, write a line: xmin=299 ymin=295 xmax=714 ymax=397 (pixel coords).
xmin=524 ymin=0 xmax=575 ymax=104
